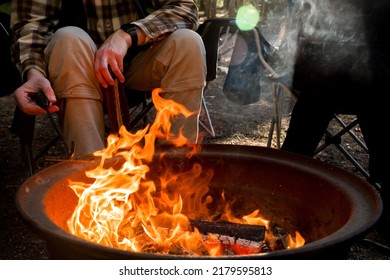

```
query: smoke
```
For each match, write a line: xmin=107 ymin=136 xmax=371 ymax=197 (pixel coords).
xmin=271 ymin=0 xmax=372 ymax=85
xmin=293 ymin=0 xmax=366 ymax=43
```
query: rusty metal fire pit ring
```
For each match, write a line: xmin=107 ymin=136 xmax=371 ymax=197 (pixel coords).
xmin=16 ymin=144 xmax=382 ymax=259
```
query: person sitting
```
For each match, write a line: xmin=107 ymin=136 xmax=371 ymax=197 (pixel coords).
xmin=10 ymin=0 xmax=206 ymax=158
xmin=280 ymin=0 xmax=390 ymax=230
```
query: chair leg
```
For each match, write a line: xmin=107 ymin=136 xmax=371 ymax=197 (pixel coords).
xmin=19 ymin=137 xmax=35 ymax=176
xmin=314 ymin=115 xmax=370 ymax=180
xmin=200 ymin=95 xmax=216 ymax=137
xmin=335 ymin=143 xmax=370 ymax=180
xmin=267 ymin=115 xmax=275 ymax=148
xmin=9 ymin=107 xmax=66 ymax=175
xmin=9 ymin=107 xmax=37 ymax=175
xmin=128 ymin=101 xmax=155 ymax=130
xmin=268 ymin=83 xmax=282 ymax=148
xmin=315 ymin=117 xmax=361 ymax=154
xmin=275 ymin=84 xmax=283 ymax=149
xmin=333 ymin=115 xmax=368 ymax=152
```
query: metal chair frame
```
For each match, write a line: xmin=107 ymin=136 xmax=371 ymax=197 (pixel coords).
xmin=315 ymin=114 xmax=370 ymax=179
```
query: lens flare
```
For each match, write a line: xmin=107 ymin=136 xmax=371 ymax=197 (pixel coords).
xmin=236 ymin=4 xmax=260 ymax=31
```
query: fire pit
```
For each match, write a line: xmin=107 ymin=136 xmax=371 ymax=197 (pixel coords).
xmin=16 ymin=144 xmax=382 ymax=259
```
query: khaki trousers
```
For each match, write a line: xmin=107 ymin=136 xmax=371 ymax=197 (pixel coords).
xmin=45 ymin=27 xmax=206 ymax=157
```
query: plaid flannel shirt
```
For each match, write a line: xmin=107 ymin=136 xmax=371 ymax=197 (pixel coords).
xmin=10 ymin=0 xmax=199 ymax=79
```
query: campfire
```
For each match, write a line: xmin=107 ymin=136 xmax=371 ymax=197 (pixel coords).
xmin=65 ymin=88 xmax=304 ymax=256
xmin=16 ymin=89 xmax=382 ymax=260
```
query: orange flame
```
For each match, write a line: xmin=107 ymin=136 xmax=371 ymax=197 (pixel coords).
xmin=287 ymin=231 xmax=306 ymax=249
xmin=66 ymin=88 xmax=304 ymax=256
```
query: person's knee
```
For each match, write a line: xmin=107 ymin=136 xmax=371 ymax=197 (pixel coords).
xmin=50 ymin=26 xmax=95 ymax=52
xmin=171 ymin=29 xmax=203 ymax=47
xmin=53 ymin=26 xmax=87 ymax=40
xmin=167 ymin=29 xmax=206 ymax=63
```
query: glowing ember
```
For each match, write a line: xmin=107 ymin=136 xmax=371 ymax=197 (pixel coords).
xmin=66 ymin=88 xmax=305 ymax=256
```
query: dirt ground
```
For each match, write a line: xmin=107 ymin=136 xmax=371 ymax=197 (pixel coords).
xmin=1 ymin=11 xmax=389 ymax=259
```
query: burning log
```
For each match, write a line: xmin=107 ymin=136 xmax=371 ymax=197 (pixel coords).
xmin=189 ymin=219 xmax=265 ymax=242
xmin=190 ymin=220 xmax=267 ymax=255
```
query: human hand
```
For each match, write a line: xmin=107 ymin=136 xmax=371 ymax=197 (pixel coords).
xmin=94 ymin=29 xmax=130 ymax=88
xmin=13 ymin=69 xmax=58 ymax=115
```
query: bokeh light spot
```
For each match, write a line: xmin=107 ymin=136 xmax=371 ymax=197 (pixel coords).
xmin=236 ymin=5 xmax=260 ymax=31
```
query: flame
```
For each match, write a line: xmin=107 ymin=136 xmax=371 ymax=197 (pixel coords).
xmin=66 ymin=88 xmax=304 ymax=256
xmin=287 ymin=231 xmax=306 ymax=249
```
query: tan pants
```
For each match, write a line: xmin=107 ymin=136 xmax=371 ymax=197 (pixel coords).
xmin=44 ymin=27 xmax=206 ymax=157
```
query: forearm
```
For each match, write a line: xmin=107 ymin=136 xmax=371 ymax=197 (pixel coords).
xmin=10 ymin=0 xmax=59 ymax=80
xmin=10 ymin=22 xmax=49 ymax=80
xmin=134 ymin=0 xmax=199 ymax=43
